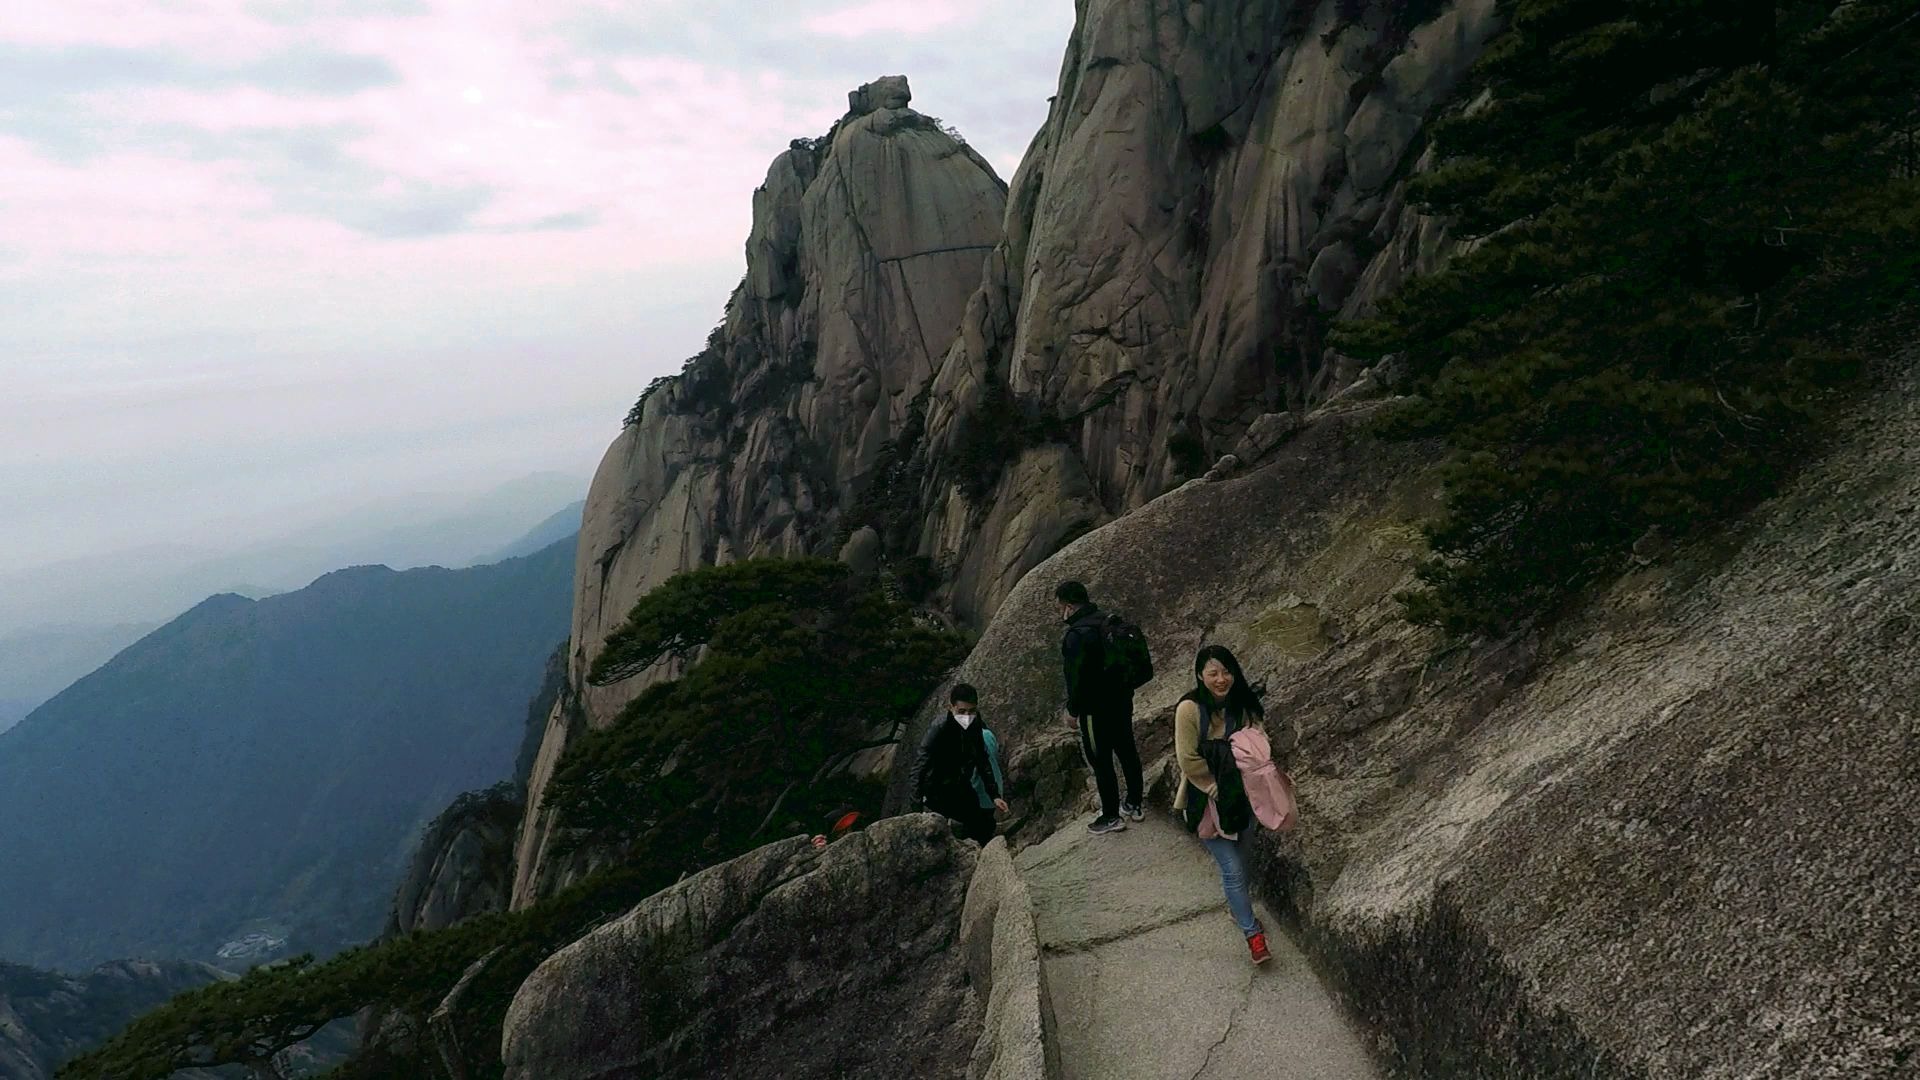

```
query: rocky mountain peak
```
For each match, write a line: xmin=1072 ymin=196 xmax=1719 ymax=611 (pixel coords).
xmin=847 ymin=74 xmax=911 ymax=116
xmin=510 ymin=75 xmax=1008 ymax=904
xmin=516 ymin=1 xmax=1506 ymax=901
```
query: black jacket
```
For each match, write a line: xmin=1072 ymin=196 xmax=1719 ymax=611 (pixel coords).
xmin=1061 ymin=603 xmax=1122 ymax=716
xmin=911 ymin=712 xmax=1001 ymax=813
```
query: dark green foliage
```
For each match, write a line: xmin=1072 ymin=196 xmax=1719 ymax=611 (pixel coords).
xmin=624 ymin=318 xmax=737 ymax=426
xmin=950 ymin=375 xmax=1061 ymax=503
xmin=1167 ymin=429 xmax=1208 ymax=479
xmin=64 ymin=558 xmax=953 ymax=1080
xmin=0 ymin=541 xmax=575 ymax=971
xmin=837 ymin=386 xmax=932 ymax=557
xmin=1189 ymin=124 xmax=1232 ymax=165
xmin=893 ymin=555 xmax=941 ymax=603
xmin=551 ymin=558 xmax=967 ymax=857
xmin=1 ymin=960 xmax=222 ymax=1079
xmin=587 ymin=558 xmax=851 ymax=684
xmin=1334 ymin=0 xmax=1920 ymax=635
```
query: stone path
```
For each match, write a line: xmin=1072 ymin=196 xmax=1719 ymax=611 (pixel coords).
xmin=1014 ymin=814 xmax=1379 ymax=1080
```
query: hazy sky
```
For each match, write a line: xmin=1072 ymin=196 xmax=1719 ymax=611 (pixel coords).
xmin=0 ymin=0 xmax=1075 ymax=571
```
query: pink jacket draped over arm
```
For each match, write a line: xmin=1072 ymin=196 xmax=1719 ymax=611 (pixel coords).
xmin=1229 ymin=727 xmax=1296 ymax=832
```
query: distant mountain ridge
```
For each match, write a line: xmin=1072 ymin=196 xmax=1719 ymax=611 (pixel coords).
xmin=0 ymin=473 xmax=587 ymax=638
xmin=473 ymin=500 xmax=585 ymax=566
xmin=0 ymin=536 xmax=576 ymax=971
xmin=0 ymin=959 xmax=228 ymax=1080
xmin=0 ymin=623 xmax=158 ymax=734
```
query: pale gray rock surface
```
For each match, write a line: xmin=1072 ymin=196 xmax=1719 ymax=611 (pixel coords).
xmin=910 ymin=0 xmax=1500 ymax=618
xmin=524 ymin=2 xmax=1504 ymax=900
xmin=511 ymin=79 xmax=1007 ymax=905
xmin=925 ymin=354 xmax=1920 ymax=1076
xmin=1016 ymin=816 xmax=1377 ymax=1080
xmin=501 ymin=815 xmax=982 ymax=1080
xmin=959 ymin=839 xmax=1055 ymax=1080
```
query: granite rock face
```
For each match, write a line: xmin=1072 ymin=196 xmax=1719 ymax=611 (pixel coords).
xmin=910 ymin=0 xmax=1500 ymax=621
xmin=525 ymin=4 xmax=1501 ymax=899
xmin=510 ymin=76 xmax=1008 ymax=905
xmin=500 ymin=815 xmax=982 ymax=1080
xmin=936 ymin=354 xmax=1920 ymax=1077
xmin=387 ymin=783 xmax=521 ymax=937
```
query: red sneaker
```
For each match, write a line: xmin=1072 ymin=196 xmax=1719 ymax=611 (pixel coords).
xmin=1248 ymin=931 xmax=1272 ymax=965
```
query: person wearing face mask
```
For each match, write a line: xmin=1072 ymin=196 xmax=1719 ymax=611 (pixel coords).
xmin=909 ymin=683 xmax=1008 ymax=845
xmin=1172 ymin=645 xmax=1293 ymax=965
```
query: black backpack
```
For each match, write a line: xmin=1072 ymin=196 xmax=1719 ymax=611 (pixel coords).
xmin=1099 ymin=613 xmax=1153 ymax=691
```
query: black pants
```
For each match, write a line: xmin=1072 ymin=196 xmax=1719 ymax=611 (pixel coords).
xmin=1078 ymin=706 xmax=1141 ymax=819
xmin=933 ymin=798 xmax=996 ymax=846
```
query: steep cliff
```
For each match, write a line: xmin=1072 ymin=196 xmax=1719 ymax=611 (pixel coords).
xmin=522 ymin=0 xmax=1500 ymax=904
xmin=511 ymin=75 xmax=1010 ymax=906
xmin=384 ymin=783 xmax=521 ymax=939
xmin=908 ymin=0 xmax=1498 ymax=622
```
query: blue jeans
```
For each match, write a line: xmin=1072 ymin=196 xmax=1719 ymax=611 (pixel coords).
xmin=1200 ymin=833 xmax=1261 ymax=937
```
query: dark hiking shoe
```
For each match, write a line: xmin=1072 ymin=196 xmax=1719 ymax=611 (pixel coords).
xmin=1086 ymin=815 xmax=1128 ymax=835
xmin=1248 ymin=931 xmax=1272 ymax=965
xmin=1120 ymin=800 xmax=1144 ymax=822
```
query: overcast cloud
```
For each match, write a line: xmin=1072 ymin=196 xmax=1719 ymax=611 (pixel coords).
xmin=0 ymin=0 xmax=1074 ymax=572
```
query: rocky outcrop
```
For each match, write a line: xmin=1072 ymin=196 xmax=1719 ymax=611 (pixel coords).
xmin=386 ymin=783 xmax=521 ymax=938
xmin=510 ymin=77 xmax=1009 ymax=906
xmin=522 ymin=2 xmax=1505 ymax=900
xmin=958 ymin=839 xmax=1055 ymax=1080
xmin=909 ymin=0 xmax=1500 ymax=622
xmin=0 ymin=959 xmax=228 ymax=1080
xmin=934 ymin=349 xmax=1920 ymax=1076
xmin=500 ymin=814 xmax=983 ymax=1080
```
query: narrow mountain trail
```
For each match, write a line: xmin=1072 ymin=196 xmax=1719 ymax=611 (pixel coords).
xmin=1014 ymin=815 xmax=1379 ymax=1080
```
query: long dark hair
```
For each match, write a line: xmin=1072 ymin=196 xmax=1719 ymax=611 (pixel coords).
xmin=1186 ymin=644 xmax=1264 ymax=722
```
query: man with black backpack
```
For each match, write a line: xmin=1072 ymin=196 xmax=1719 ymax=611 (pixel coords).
xmin=1056 ymin=580 xmax=1151 ymax=835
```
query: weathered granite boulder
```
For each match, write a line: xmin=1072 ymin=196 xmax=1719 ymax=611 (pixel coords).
xmin=924 ymin=353 xmax=1920 ymax=1076
xmin=501 ymin=815 xmax=983 ymax=1080
xmin=849 ymin=75 xmax=912 ymax=114
xmin=957 ymin=839 xmax=1055 ymax=1080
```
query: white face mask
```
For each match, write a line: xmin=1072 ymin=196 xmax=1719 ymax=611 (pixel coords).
xmin=951 ymin=710 xmax=975 ymax=729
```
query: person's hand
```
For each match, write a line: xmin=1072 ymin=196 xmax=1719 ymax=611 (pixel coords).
xmin=993 ymin=798 xmax=1009 ymax=815
xmin=1064 ymin=710 xmax=1078 ymax=731
xmin=811 ymin=835 xmax=827 ymax=850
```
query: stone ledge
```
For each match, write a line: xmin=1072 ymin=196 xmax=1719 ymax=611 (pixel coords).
xmin=960 ymin=838 xmax=1060 ymax=1080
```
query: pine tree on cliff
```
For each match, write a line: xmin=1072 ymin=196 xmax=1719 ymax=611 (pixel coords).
xmin=1337 ymin=0 xmax=1920 ymax=635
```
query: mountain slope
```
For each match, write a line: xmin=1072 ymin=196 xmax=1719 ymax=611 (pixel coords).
xmin=0 ymin=959 xmax=227 ymax=1080
xmin=516 ymin=2 xmax=1501 ymax=904
xmin=0 ymin=539 xmax=574 ymax=972
xmin=0 ymin=472 xmax=586 ymax=638
xmin=0 ymin=622 xmax=157 ymax=734
xmin=473 ymin=500 xmax=584 ymax=566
